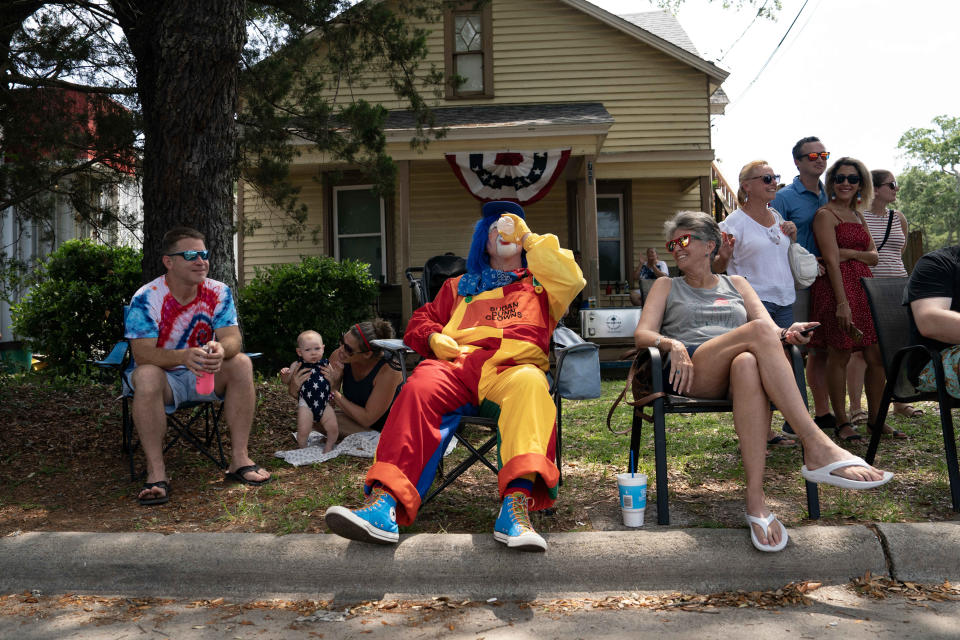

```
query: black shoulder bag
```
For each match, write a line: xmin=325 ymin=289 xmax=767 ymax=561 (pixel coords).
xmin=876 ymin=209 xmax=896 ymax=253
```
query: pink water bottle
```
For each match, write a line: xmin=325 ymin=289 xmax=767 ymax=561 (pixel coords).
xmin=195 ymin=344 xmax=215 ymax=395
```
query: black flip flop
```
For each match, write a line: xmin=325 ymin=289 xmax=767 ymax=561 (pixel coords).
xmin=814 ymin=413 xmax=837 ymax=431
xmin=224 ymin=464 xmax=271 ymax=486
xmin=138 ymin=480 xmax=171 ymax=506
xmin=767 ymin=435 xmax=797 ymax=448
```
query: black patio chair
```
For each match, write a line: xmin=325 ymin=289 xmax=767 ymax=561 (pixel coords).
xmin=625 ymin=344 xmax=821 ymax=525
xmin=404 ymin=254 xmax=467 ymax=311
xmin=387 ymin=255 xmax=599 ymax=506
xmin=862 ymin=276 xmax=960 ymax=512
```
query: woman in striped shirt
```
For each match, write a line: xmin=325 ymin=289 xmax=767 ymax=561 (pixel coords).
xmin=847 ymin=170 xmax=920 ymax=426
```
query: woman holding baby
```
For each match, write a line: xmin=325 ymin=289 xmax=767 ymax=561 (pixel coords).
xmin=284 ymin=319 xmax=402 ymax=446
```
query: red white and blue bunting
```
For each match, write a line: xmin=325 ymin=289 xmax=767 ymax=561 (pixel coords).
xmin=444 ymin=149 xmax=572 ymax=205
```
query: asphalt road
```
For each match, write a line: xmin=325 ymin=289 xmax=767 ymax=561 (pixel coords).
xmin=2 ymin=586 xmax=958 ymax=639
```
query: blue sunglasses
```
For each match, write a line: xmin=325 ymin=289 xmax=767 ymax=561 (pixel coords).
xmin=166 ymin=250 xmax=209 ymax=261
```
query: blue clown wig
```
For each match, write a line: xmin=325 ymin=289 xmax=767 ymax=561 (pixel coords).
xmin=466 ymin=201 xmax=527 ymax=274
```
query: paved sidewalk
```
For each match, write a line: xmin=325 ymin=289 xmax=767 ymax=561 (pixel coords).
xmin=2 ymin=523 xmax=958 ymax=600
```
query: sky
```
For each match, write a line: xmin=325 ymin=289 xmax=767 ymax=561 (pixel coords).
xmin=592 ymin=0 xmax=960 ymax=185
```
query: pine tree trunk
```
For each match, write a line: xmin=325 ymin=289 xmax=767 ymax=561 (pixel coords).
xmin=115 ymin=0 xmax=245 ymax=288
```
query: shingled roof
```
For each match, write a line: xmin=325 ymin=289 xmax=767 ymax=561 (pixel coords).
xmin=618 ymin=10 xmax=701 ymax=57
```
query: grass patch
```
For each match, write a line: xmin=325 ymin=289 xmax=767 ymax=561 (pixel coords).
xmin=0 ymin=373 xmax=957 ymax=536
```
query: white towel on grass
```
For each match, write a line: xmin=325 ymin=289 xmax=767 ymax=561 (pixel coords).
xmin=275 ymin=430 xmax=458 ymax=467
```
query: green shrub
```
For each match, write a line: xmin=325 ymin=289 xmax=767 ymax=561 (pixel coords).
xmin=238 ymin=256 xmax=380 ymax=371
xmin=11 ymin=239 xmax=142 ymax=372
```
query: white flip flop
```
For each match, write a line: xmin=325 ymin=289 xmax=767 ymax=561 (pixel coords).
xmin=800 ymin=456 xmax=894 ymax=489
xmin=746 ymin=512 xmax=788 ymax=552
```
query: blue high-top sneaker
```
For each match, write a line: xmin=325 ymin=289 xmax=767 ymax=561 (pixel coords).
xmin=325 ymin=487 xmax=399 ymax=544
xmin=493 ymin=492 xmax=547 ymax=552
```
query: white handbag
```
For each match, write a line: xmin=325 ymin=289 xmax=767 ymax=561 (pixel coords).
xmin=788 ymin=242 xmax=819 ymax=289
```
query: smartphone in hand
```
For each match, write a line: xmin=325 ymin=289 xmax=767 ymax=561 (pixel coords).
xmin=847 ymin=324 xmax=864 ymax=342
xmin=781 ymin=323 xmax=820 ymax=342
xmin=797 ymin=322 xmax=821 ymax=336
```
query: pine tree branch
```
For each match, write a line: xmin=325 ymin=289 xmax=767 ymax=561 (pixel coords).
xmin=6 ymin=71 xmax=138 ymax=94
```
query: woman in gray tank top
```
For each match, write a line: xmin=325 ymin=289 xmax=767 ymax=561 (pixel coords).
xmin=633 ymin=211 xmax=892 ymax=553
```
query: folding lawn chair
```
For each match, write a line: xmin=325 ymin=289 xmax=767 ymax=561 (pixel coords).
xmin=388 ymin=255 xmax=600 ymax=506
xmin=94 ymin=308 xmax=259 ymax=481
xmin=862 ymin=276 xmax=960 ymax=512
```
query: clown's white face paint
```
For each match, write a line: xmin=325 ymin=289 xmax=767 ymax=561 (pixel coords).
xmin=486 ymin=222 xmax=522 ymax=267
xmin=496 ymin=240 xmax=521 ymax=258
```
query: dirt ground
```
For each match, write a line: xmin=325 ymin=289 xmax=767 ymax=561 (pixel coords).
xmin=2 ymin=375 xmax=953 ymax=537
xmin=0 ymin=376 xmax=640 ymax=536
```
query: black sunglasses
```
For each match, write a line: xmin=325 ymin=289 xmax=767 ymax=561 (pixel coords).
xmin=834 ymin=174 xmax=861 ymax=185
xmin=798 ymin=151 xmax=830 ymax=161
xmin=748 ymin=174 xmax=780 ymax=185
xmin=166 ymin=250 xmax=209 ymax=261
xmin=339 ymin=335 xmax=369 ymax=356
xmin=881 ymin=180 xmax=898 ymax=189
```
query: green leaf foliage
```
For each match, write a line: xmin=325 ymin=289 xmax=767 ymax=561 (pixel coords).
xmin=897 ymin=115 xmax=960 ymax=249
xmin=896 ymin=167 xmax=960 ymax=250
xmin=238 ymin=256 xmax=380 ymax=371
xmin=10 ymin=240 xmax=143 ymax=372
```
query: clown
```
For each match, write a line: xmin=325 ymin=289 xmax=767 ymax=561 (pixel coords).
xmin=325 ymin=201 xmax=585 ymax=551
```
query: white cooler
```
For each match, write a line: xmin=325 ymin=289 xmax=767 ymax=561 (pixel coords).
xmin=580 ymin=307 xmax=642 ymax=340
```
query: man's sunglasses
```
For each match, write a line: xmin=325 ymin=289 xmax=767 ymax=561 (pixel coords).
xmin=666 ymin=234 xmax=699 ymax=253
xmin=834 ymin=174 xmax=861 ymax=185
xmin=798 ymin=152 xmax=830 ymax=161
xmin=748 ymin=173 xmax=781 ymax=185
xmin=881 ymin=180 xmax=898 ymax=189
xmin=166 ymin=250 xmax=209 ymax=261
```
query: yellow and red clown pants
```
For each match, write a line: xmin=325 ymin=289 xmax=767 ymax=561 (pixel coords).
xmin=364 ymin=357 xmax=558 ymax=527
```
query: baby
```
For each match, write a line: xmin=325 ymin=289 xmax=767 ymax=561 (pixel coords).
xmin=287 ymin=330 xmax=338 ymax=452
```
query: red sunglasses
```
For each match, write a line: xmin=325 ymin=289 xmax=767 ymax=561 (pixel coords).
xmin=666 ymin=234 xmax=700 ymax=253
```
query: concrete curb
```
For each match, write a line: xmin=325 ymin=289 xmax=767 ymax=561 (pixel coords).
xmin=875 ymin=522 xmax=960 ymax=583
xmin=9 ymin=524 xmax=955 ymax=600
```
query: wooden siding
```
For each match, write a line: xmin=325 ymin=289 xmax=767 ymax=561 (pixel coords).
xmin=240 ymin=176 xmax=325 ymax=284
xmin=595 ymin=159 xmax=712 ymax=180
xmin=407 ymin=160 xmax=569 ymax=270
xmin=306 ymin=0 xmax=711 ymax=154
xmin=630 ymin=178 xmax=703 ymax=277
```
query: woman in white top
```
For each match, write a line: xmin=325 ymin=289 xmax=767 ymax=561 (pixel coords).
xmin=846 ymin=170 xmax=919 ymax=426
xmin=714 ymin=160 xmax=799 ymax=447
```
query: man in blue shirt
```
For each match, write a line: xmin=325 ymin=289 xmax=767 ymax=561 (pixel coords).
xmin=771 ymin=136 xmax=833 ymax=433
xmin=772 ymin=136 xmax=829 ymax=256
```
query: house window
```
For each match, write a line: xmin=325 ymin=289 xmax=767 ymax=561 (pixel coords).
xmin=444 ymin=2 xmax=493 ymax=98
xmin=597 ymin=194 xmax=624 ymax=283
xmin=333 ymin=185 xmax=385 ymax=283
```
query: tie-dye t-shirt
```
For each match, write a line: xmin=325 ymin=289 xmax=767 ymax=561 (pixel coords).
xmin=125 ymin=275 xmax=238 ymax=365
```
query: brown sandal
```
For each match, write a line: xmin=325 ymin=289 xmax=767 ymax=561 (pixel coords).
xmin=849 ymin=409 xmax=868 ymax=425
xmin=893 ymin=404 xmax=924 ymax=418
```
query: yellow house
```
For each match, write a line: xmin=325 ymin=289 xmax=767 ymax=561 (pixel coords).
xmin=238 ymin=0 xmax=729 ymax=325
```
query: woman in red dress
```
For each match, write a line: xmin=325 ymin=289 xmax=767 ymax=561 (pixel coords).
xmin=809 ymin=157 xmax=887 ymax=442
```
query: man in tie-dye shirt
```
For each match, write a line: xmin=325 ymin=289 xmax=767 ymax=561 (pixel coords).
xmin=125 ymin=226 xmax=270 ymax=505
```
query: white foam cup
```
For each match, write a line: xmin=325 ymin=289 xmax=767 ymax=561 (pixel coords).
xmin=617 ymin=472 xmax=647 ymax=527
